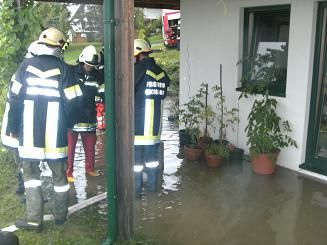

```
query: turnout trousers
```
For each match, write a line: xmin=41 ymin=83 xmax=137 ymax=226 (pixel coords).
xmin=23 ymin=160 xmax=69 ymax=224
xmin=67 ymin=129 xmax=97 ymax=177
xmin=134 ymin=144 xmax=160 ymax=197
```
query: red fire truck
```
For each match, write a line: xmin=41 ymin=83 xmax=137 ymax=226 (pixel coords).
xmin=162 ymin=9 xmax=180 ymax=48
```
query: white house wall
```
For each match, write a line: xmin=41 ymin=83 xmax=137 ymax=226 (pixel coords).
xmin=180 ymin=0 xmax=318 ymax=172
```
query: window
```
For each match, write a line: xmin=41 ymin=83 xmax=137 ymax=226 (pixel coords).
xmin=241 ymin=5 xmax=291 ymax=97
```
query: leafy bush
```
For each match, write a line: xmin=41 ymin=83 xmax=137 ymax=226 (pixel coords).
xmin=206 ymin=143 xmax=230 ymax=158
xmin=0 ymin=0 xmax=42 ymax=115
xmin=153 ymin=47 xmax=180 ymax=92
xmin=179 ymin=96 xmax=202 ymax=145
xmin=245 ymin=90 xmax=297 ymax=155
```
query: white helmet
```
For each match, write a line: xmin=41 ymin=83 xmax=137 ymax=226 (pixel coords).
xmin=38 ymin=27 xmax=66 ymax=47
xmin=26 ymin=41 xmax=41 ymax=58
xmin=78 ymin=45 xmax=100 ymax=66
xmin=134 ymin=39 xmax=152 ymax=56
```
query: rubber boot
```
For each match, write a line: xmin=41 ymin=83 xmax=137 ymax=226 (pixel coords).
xmin=16 ymin=172 xmax=25 ymax=195
xmin=15 ymin=220 xmax=43 ymax=232
xmin=145 ymin=167 xmax=159 ymax=192
xmin=134 ymin=171 xmax=143 ymax=199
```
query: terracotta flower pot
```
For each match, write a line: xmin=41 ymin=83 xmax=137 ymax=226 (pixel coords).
xmin=251 ymin=150 xmax=280 ymax=175
xmin=198 ymin=136 xmax=213 ymax=149
xmin=184 ymin=144 xmax=203 ymax=161
xmin=205 ymin=153 xmax=224 ymax=168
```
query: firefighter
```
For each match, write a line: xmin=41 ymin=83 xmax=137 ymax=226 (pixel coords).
xmin=7 ymin=27 xmax=82 ymax=231
xmin=1 ymin=41 xmax=46 ymax=196
xmin=134 ymin=39 xmax=170 ymax=197
xmin=66 ymin=45 xmax=104 ymax=183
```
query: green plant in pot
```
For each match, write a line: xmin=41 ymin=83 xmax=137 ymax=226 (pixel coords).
xmin=179 ymin=95 xmax=203 ymax=161
xmin=212 ymin=65 xmax=240 ymax=155
xmin=205 ymin=142 xmax=230 ymax=168
xmin=239 ymin=47 xmax=297 ymax=175
xmin=198 ymin=83 xmax=216 ymax=148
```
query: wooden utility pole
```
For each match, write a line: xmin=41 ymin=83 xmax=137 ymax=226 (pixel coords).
xmin=16 ymin=0 xmax=24 ymax=8
xmin=104 ymin=0 xmax=134 ymax=241
xmin=114 ymin=0 xmax=134 ymax=239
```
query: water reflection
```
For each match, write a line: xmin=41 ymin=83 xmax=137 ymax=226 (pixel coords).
xmin=38 ymin=95 xmax=327 ymax=244
xmin=134 ymin=97 xmax=327 ymax=244
xmin=68 ymin=132 xmax=106 ymax=205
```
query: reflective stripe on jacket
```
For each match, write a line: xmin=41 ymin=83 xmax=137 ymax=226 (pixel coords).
xmin=7 ymin=55 xmax=82 ymax=161
xmin=71 ymin=64 xmax=104 ymax=133
xmin=1 ymin=101 xmax=19 ymax=148
xmin=134 ymin=57 xmax=170 ymax=145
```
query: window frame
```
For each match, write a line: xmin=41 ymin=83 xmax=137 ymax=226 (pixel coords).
xmin=240 ymin=4 xmax=291 ymax=97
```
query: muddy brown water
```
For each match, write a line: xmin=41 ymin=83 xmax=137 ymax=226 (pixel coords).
xmin=67 ymin=97 xmax=327 ymax=244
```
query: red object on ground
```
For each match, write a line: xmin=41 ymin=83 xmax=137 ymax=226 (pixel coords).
xmin=96 ymin=102 xmax=106 ymax=130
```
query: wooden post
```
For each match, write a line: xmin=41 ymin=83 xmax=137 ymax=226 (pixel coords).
xmin=115 ymin=0 xmax=134 ymax=239
xmin=16 ymin=0 xmax=21 ymax=8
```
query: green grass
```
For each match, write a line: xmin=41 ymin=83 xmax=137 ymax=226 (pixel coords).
xmin=0 ymin=150 xmax=25 ymax=226
xmin=64 ymin=42 xmax=102 ymax=65
xmin=150 ymin=47 xmax=179 ymax=62
xmin=14 ymin=205 xmax=108 ymax=245
xmin=0 ymin=148 xmax=149 ymax=244
xmin=0 ymin=41 xmax=179 ymax=244
xmin=148 ymin=33 xmax=163 ymax=45
xmin=0 ymin=148 xmax=109 ymax=244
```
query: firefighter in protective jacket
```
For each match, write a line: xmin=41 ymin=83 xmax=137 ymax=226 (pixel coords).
xmin=66 ymin=45 xmax=104 ymax=182
xmin=1 ymin=41 xmax=47 ymax=196
xmin=134 ymin=39 xmax=170 ymax=197
xmin=7 ymin=27 xmax=82 ymax=231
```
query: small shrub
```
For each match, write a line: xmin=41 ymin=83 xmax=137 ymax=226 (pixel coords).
xmin=206 ymin=143 xmax=230 ymax=158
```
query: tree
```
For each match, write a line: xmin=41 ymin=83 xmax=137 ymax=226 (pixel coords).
xmin=35 ymin=2 xmax=71 ymax=35
xmin=0 ymin=0 xmax=42 ymax=103
xmin=71 ymin=4 xmax=103 ymax=41
xmin=84 ymin=5 xmax=103 ymax=41
xmin=144 ymin=17 xmax=162 ymax=37
xmin=134 ymin=8 xmax=145 ymax=39
xmin=134 ymin=8 xmax=162 ymax=40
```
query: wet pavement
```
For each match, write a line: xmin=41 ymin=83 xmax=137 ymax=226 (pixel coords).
xmin=68 ymin=96 xmax=327 ymax=244
xmin=67 ymin=132 xmax=106 ymax=205
xmin=133 ymin=97 xmax=327 ymax=245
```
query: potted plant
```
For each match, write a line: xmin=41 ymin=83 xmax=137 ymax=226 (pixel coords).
xmin=239 ymin=48 xmax=297 ymax=175
xmin=205 ymin=142 xmax=230 ymax=168
xmin=244 ymin=88 xmax=297 ymax=174
xmin=212 ymin=64 xmax=240 ymax=156
xmin=179 ymin=95 xmax=203 ymax=161
xmin=198 ymin=83 xmax=216 ymax=148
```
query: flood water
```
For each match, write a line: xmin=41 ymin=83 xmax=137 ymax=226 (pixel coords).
xmin=69 ymin=96 xmax=327 ymax=245
xmin=67 ymin=132 xmax=106 ymax=205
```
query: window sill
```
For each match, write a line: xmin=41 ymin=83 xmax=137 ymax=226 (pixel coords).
xmin=235 ymin=86 xmax=286 ymax=98
xmin=300 ymin=163 xmax=327 ymax=177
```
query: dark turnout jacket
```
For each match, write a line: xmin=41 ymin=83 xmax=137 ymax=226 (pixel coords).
xmin=134 ymin=57 xmax=170 ymax=146
xmin=70 ymin=63 xmax=104 ymax=132
xmin=7 ymin=54 xmax=82 ymax=161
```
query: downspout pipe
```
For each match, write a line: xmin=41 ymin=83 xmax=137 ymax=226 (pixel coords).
xmin=103 ymin=0 xmax=118 ymax=243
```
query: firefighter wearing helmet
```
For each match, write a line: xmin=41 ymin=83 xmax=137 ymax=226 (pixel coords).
xmin=6 ymin=27 xmax=82 ymax=231
xmin=66 ymin=45 xmax=104 ymax=182
xmin=133 ymin=39 xmax=170 ymax=198
xmin=0 ymin=40 xmax=48 ymax=198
